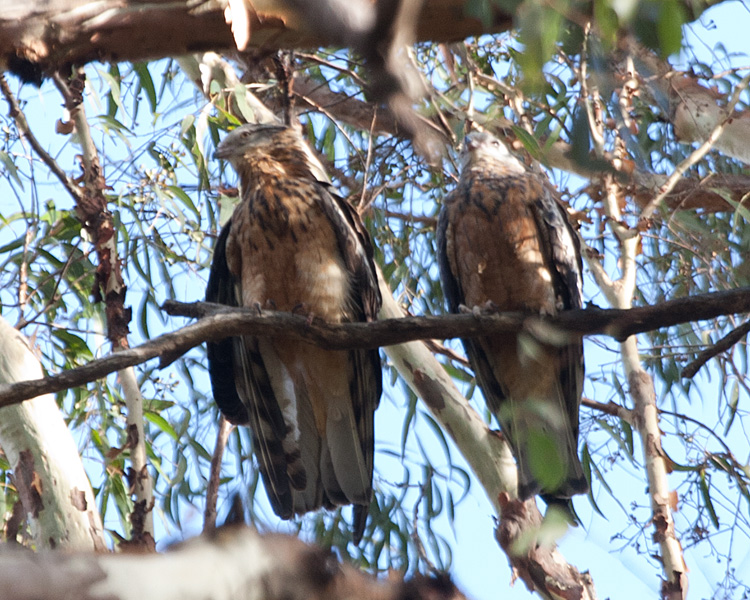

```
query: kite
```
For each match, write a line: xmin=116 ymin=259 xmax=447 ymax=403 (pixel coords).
xmin=207 ymin=123 xmax=382 ymax=541
xmin=437 ymin=130 xmax=588 ymax=505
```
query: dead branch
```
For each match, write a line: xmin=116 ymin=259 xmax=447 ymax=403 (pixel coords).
xmin=53 ymin=68 xmax=154 ymax=536
xmin=0 ymin=287 xmax=749 ymax=410
xmin=496 ymin=496 xmax=597 ymax=600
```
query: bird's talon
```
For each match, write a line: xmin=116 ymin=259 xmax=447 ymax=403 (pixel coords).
xmin=482 ymin=300 xmax=499 ymax=314
xmin=292 ymin=302 xmax=310 ymax=315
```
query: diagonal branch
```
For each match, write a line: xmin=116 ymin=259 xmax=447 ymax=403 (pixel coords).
xmin=0 ymin=74 xmax=82 ymax=201
xmin=681 ymin=320 xmax=750 ymax=379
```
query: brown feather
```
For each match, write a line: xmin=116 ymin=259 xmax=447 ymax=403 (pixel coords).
xmin=207 ymin=124 xmax=382 ymax=542
xmin=437 ymin=131 xmax=588 ymax=502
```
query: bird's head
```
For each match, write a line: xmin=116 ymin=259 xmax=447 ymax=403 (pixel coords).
xmin=459 ymin=131 xmax=525 ymax=174
xmin=215 ymin=123 xmax=330 ymax=183
xmin=214 ymin=123 xmax=288 ymax=163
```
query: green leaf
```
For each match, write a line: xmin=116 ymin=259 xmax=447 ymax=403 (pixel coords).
xmin=527 ymin=429 xmax=565 ymax=490
xmin=180 ymin=114 xmax=195 ymax=138
xmin=511 ymin=126 xmax=542 ymax=161
xmin=98 ymin=65 xmax=124 ymax=118
xmin=145 ymin=410 xmax=178 ymax=441
xmin=133 ymin=62 xmax=158 ymax=114
xmin=657 ymin=0 xmax=686 ymax=57
xmin=167 ymin=185 xmax=200 ymax=221
xmin=699 ymin=470 xmax=720 ymax=528
xmin=234 ymin=83 xmax=257 ymax=123
xmin=0 ymin=151 xmax=23 ymax=188
xmin=620 ymin=418 xmax=634 ymax=458
xmin=582 ymin=443 xmax=606 ymax=518
xmin=724 ymin=379 xmax=739 ymax=435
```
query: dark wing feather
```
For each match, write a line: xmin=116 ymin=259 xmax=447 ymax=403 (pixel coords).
xmin=436 ymin=189 xmax=462 ymax=314
xmin=529 ymin=187 xmax=585 ymax=438
xmin=206 ymin=218 xmax=249 ymax=425
xmin=531 ymin=186 xmax=583 ymax=311
xmin=319 ymin=183 xmax=382 ymax=322
xmin=206 ymin=217 xmax=296 ymax=518
xmin=316 ymin=184 xmax=382 ymax=542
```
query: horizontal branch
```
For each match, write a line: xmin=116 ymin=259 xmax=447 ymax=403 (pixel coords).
xmin=0 ymin=0 xmax=513 ymax=78
xmin=0 ymin=287 xmax=749 ymax=409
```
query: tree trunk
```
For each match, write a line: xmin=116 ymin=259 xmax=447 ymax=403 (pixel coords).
xmin=0 ymin=317 xmax=105 ymax=551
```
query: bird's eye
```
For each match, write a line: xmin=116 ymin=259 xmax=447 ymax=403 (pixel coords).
xmin=492 ymin=140 xmax=500 ymax=147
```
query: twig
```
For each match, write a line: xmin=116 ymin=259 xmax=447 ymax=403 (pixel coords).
xmin=640 ymin=70 xmax=750 ymax=222
xmin=681 ymin=321 xmax=750 ymax=378
xmin=580 ymin=397 xmax=634 ymax=423
xmin=204 ymin=417 xmax=233 ymax=534
xmin=382 ymin=210 xmax=437 ymax=226
xmin=0 ymin=75 xmax=82 ymax=201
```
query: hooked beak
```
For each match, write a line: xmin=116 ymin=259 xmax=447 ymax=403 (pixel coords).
xmin=464 ymin=135 xmax=479 ymax=152
xmin=214 ymin=140 xmax=232 ymax=160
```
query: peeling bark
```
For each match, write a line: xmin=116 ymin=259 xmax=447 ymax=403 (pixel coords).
xmin=628 ymin=365 xmax=687 ymax=599
xmin=0 ymin=317 xmax=105 ymax=551
xmin=55 ymin=68 xmax=154 ymax=537
xmin=496 ymin=496 xmax=597 ymax=600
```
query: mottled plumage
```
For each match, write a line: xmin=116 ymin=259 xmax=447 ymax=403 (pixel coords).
xmin=437 ymin=131 xmax=588 ymax=503
xmin=207 ymin=124 xmax=382 ymax=541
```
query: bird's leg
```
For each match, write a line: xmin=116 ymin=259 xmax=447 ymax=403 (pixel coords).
xmin=252 ymin=301 xmax=263 ymax=316
xmin=263 ymin=299 xmax=277 ymax=312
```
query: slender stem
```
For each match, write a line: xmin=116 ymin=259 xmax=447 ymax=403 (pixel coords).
xmin=204 ymin=417 xmax=233 ymax=534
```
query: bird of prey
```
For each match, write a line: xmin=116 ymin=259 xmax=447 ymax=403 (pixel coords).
xmin=437 ymin=130 xmax=588 ymax=504
xmin=206 ymin=123 xmax=382 ymax=542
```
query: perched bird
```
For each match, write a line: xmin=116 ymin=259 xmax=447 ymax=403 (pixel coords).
xmin=437 ymin=131 xmax=588 ymax=505
xmin=206 ymin=123 xmax=382 ymax=542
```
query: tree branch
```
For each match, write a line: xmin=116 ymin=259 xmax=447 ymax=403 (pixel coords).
xmin=0 ymin=0 xmax=514 ymax=81
xmin=0 ymin=524 xmax=465 ymax=600
xmin=1 ymin=287 xmax=748 ymax=412
xmin=0 ymin=317 xmax=105 ymax=551
xmin=204 ymin=416 xmax=232 ymax=535
xmin=681 ymin=320 xmax=750 ymax=378
xmin=0 ymin=74 xmax=82 ymax=201
xmin=54 ymin=68 xmax=154 ymax=537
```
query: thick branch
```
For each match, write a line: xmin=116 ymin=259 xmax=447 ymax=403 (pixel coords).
xmin=0 ymin=0 xmax=513 ymax=80
xmin=0 ymin=525 xmax=465 ymax=600
xmin=0 ymin=317 xmax=105 ymax=551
